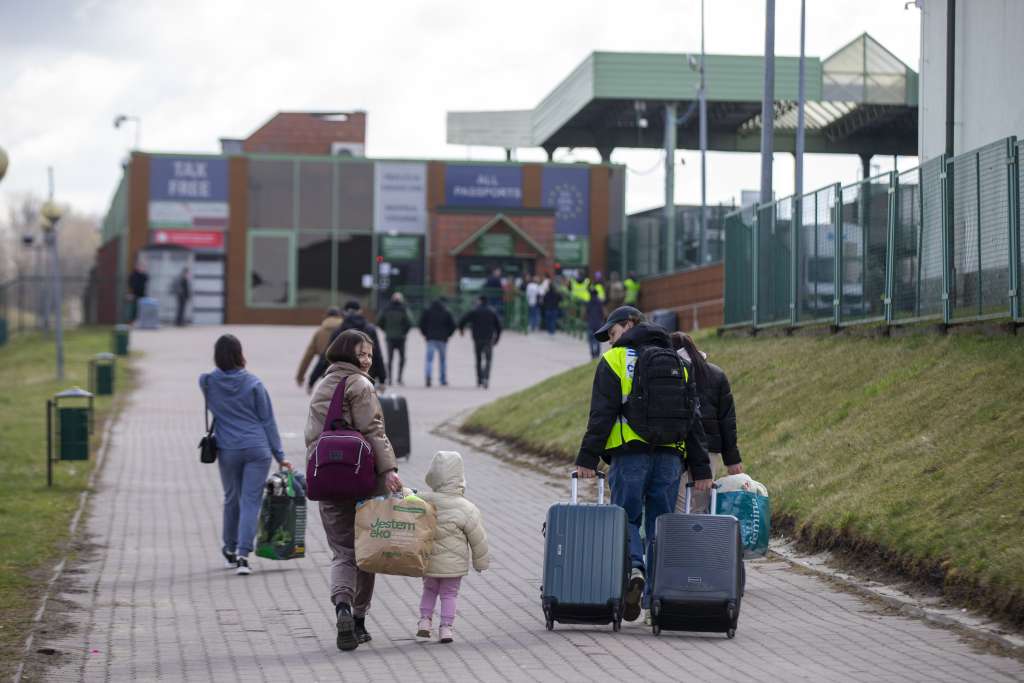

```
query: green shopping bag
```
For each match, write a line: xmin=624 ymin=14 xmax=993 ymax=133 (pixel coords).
xmin=716 ymin=489 xmax=770 ymax=559
xmin=256 ymin=471 xmax=307 ymax=560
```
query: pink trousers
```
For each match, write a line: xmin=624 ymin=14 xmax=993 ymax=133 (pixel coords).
xmin=420 ymin=576 xmax=462 ymax=626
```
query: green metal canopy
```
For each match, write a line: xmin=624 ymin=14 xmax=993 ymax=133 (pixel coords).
xmin=447 ymin=34 xmax=918 ymax=158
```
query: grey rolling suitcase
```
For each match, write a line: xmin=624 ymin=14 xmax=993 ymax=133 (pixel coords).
xmin=649 ymin=483 xmax=743 ymax=638
xmin=379 ymin=393 xmax=411 ymax=459
xmin=137 ymin=297 xmax=160 ymax=329
xmin=541 ymin=472 xmax=628 ymax=632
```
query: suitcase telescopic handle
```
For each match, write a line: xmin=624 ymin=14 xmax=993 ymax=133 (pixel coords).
xmin=684 ymin=481 xmax=719 ymax=514
xmin=570 ymin=471 xmax=606 ymax=505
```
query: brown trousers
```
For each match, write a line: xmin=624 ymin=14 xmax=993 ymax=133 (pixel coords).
xmin=675 ymin=452 xmax=724 ymax=514
xmin=319 ymin=499 xmax=375 ymax=616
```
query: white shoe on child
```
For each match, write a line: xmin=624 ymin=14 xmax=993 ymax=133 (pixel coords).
xmin=416 ymin=618 xmax=432 ymax=639
xmin=439 ymin=624 xmax=454 ymax=643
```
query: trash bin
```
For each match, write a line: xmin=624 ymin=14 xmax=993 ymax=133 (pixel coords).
xmin=47 ymin=387 xmax=94 ymax=486
xmin=0 ymin=317 xmax=7 ymax=347
xmin=137 ymin=297 xmax=160 ymax=330
xmin=113 ymin=324 xmax=130 ymax=356
xmin=89 ymin=353 xmax=116 ymax=396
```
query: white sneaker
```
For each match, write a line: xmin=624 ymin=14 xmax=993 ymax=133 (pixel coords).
xmin=236 ymin=556 xmax=252 ymax=575
xmin=222 ymin=548 xmax=237 ymax=569
xmin=439 ymin=624 xmax=454 ymax=643
xmin=416 ymin=618 xmax=432 ymax=639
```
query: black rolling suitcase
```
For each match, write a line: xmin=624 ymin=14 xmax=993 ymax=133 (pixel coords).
xmin=541 ymin=472 xmax=629 ymax=632
xmin=649 ymin=482 xmax=743 ymax=638
xmin=379 ymin=393 xmax=411 ymax=459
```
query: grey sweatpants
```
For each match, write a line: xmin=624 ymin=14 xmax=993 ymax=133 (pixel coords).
xmin=319 ymin=499 xmax=376 ymax=616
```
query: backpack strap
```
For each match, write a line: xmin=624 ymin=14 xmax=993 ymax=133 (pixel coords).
xmin=322 ymin=375 xmax=350 ymax=433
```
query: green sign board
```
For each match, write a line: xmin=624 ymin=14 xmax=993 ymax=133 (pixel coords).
xmin=381 ymin=235 xmax=420 ymax=261
xmin=555 ymin=236 xmax=589 ymax=266
xmin=478 ymin=233 xmax=515 ymax=257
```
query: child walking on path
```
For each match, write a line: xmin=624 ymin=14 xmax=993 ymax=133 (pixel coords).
xmin=416 ymin=451 xmax=490 ymax=643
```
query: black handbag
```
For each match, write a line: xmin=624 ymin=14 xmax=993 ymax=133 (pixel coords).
xmin=199 ymin=378 xmax=218 ymax=464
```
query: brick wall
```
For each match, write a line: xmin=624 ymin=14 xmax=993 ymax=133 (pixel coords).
xmin=95 ymin=237 xmax=121 ymax=324
xmin=430 ymin=213 xmax=555 ymax=287
xmin=242 ymin=112 xmax=366 ymax=155
xmin=639 ymin=263 xmax=724 ymax=331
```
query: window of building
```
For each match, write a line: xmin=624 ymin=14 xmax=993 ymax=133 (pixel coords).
xmin=249 ymin=160 xmax=295 ymax=228
xmin=297 ymin=232 xmax=334 ymax=308
xmin=299 ymin=161 xmax=333 ymax=230
xmin=337 ymin=162 xmax=374 ymax=231
xmin=248 ymin=231 xmax=294 ymax=306
xmin=335 ymin=233 xmax=373 ymax=309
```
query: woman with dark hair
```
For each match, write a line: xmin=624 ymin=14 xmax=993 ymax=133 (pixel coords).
xmin=305 ymin=328 xmax=402 ymax=651
xmin=200 ymin=334 xmax=292 ymax=576
xmin=670 ymin=331 xmax=744 ymax=512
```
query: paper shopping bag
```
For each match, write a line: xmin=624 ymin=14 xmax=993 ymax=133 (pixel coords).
xmin=355 ymin=492 xmax=436 ymax=577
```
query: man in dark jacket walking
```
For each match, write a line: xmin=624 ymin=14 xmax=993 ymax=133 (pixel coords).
xmin=378 ymin=292 xmax=413 ymax=385
xmin=311 ymin=301 xmax=387 ymax=386
xmin=418 ymin=298 xmax=456 ymax=387
xmin=458 ymin=295 xmax=502 ymax=389
xmin=173 ymin=267 xmax=191 ymax=326
xmin=575 ymin=306 xmax=711 ymax=623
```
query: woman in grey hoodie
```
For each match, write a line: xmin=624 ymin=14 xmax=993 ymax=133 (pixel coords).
xmin=200 ymin=334 xmax=292 ymax=575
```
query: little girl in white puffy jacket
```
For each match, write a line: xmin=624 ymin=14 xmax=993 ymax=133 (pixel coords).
xmin=416 ymin=450 xmax=490 ymax=643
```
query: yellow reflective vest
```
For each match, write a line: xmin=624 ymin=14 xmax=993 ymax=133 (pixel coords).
xmin=571 ymin=278 xmax=591 ymax=302
xmin=623 ymin=278 xmax=640 ymax=305
xmin=602 ymin=346 xmax=687 ymax=454
xmin=593 ymin=283 xmax=606 ymax=302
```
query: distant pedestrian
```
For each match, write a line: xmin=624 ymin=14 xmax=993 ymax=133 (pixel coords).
xmin=584 ymin=289 xmax=605 ymax=359
xmin=127 ymin=259 xmax=148 ymax=323
xmin=296 ymin=307 xmax=344 ymax=394
xmin=525 ymin=275 xmax=542 ymax=332
xmin=305 ymin=329 xmax=402 ymax=651
xmin=311 ymin=301 xmax=387 ymax=387
xmin=541 ymin=283 xmax=562 ymax=335
xmin=670 ymin=332 xmax=744 ymax=513
xmin=378 ymin=292 xmax=413 ymax=385
xmin=484 ymin=268 xmax=503 ymax=318
xmin=172 ymin=267 xmax=191 ymax=326
xmin=200 ymin=334 xmax=292 ymax=577
xmin=458 ymin=295 xmax=502 ymax=389
xmin=418 ymin=298 xmax=456 ymax=387
xmin=624 ymin=271 xmax=640 ymax=306
xmin=416 ymin=451 xmax=490 ymax=644
xmin=607 ymin=271 xmax=626 ymax=311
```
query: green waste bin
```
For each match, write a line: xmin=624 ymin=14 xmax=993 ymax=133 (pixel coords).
xmin=47 ymin=387 xmax=94 ymax=486
xmin=113 ymin=324 xmax=130 ymax=356
xmin=0 ymin=317 xmax=7 ymax=347
xmin=89 ymin=353 xmax=116 ymax=396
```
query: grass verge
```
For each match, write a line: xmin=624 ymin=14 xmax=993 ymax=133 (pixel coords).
xmin=463 ymin=331 xmax=1024 ymax=626
xmin=0 ymin=328 xmax=132 ymax=678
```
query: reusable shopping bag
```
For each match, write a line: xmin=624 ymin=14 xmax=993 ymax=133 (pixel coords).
xmin=714 ymin=474 xmax=770 ymax=559
xmin=355 ymin=490 xmax=436 ymax=577
xmin=255 ymin=471 xmax=307 ymax=560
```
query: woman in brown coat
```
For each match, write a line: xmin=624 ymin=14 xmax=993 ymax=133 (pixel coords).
xmin=304 ymin=329 xmax=403 ymax=652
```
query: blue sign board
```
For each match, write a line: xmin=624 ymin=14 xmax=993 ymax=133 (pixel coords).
xmin=542 ymin=166 xmax=590 ymax=235
xmin=445 ymin=165 xmax=522 ymax=207
xmin=150 ymin=157 xmax=228 ymax=202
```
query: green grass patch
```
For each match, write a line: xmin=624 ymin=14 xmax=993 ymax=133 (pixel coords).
xmin=464 ymin=331 xmax=1024 ymax=624
xmin=0 ymin=329 xmax=132 ymax=676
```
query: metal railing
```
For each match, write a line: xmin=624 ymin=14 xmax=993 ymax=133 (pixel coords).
xmin=724 ymin=135 xmax=1024 ymax=329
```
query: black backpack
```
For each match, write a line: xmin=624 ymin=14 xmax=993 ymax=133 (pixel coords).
xmin=623 ymin=346 xmax=698 ymax=445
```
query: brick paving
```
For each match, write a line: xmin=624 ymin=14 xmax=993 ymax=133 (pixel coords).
xmin=34 ymin=326 xmax=1024 ymax=682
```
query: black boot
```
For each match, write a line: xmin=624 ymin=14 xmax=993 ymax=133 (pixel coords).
xmin=354 ymin=616 xmax=372 ymax=644
xmin=335 ymin=603 xmax=358 ymax=651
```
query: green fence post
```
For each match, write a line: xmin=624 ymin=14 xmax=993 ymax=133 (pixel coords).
xmin=940 ymin=157 xmax=953 ymax=325
xmin=751 ymin=204 xmax=760 ymax=329
xmin=1007 ymin=138 xmax=1021 ymax=321
xmin=915 ymin=165 xmax=925 ymax=319
xmin=975 ymin=151 xmax=983 ymax=319
xmin=833 ymin=185 xmax=843 ymax=328
xmin=884 ymin=171 xmax=897 ymax=324
xmin=791 ymin=195 xmax=799 ymax=326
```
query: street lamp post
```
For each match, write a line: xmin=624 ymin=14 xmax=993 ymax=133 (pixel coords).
xmin=113 ymin=114 xmax=142 ymax=149
xmin=41 ymin=169 xmax=65 ymax=381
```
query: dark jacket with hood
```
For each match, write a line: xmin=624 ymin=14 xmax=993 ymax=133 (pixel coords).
xmin=199 ymin=369 xmax=285 ymax=462
xmin=309 ymin=313 xmax=387 ymax=387
xmin=378 ymin=302 xmax=413 ymax=341
xmin=696 ymin=361 xmax=741 ymax=465
xmin=575 ymin=323 xmax=711 ymax=479
xmin=419 ymin=301 xmax=457 ymax=342
xmin=458 ymin=303 xmax=502 ymax=345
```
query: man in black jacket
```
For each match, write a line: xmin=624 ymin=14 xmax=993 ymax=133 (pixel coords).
xmin=575 ymin=306 xmax=711 ymax=623
xmin=310 ymin=301 xmax=387 ymax=386
xmin=458 ymin=295 xmax=502 ymax=389
xmin=418 ymin=298 xmax=456 ymax=387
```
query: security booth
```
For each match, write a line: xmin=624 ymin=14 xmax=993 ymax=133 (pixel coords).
xmin=112 ymin=324 xmax=130 ymax=356
xmin=89 ymin=353 xmax=117 ymax=396
xmin=47 ymin=387 xmax=95 ymax=487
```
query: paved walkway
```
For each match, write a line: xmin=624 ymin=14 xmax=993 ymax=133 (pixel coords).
xmin=36 ymin=326 xmax=1024 ymax=682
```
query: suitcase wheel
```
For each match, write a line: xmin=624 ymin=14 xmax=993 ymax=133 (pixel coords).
xmin=726 ymin=628 xmax=736 ymax=639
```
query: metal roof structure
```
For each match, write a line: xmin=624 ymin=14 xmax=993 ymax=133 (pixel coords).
xmin=448 ymin=34 xmax=918 ymax=159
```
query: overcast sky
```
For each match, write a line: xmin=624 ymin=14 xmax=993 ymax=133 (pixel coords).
xmin=0 ymin=0 xmax=922 ymax=220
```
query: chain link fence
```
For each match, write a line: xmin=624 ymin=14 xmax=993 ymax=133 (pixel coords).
xmin=724 ymin=135 xmax=1024 ymax=329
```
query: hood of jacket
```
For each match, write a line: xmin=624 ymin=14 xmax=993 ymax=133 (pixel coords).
xmin=427 ymin=300 xmax=449 ymax=314
xmin=202 ymin=367 xmax=261 ymax=396
xmin=613 ymin=321 xmax=671 ymax=350
xmin=319 ymin=315 xmax=343 ymax=332
xmin=426 ymin=450 xmax=466 ymax=495
xmin=341 ymin=313 xmax=368 ymax=332
xmin=384 ymin=301 xmax=407 ymax=314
